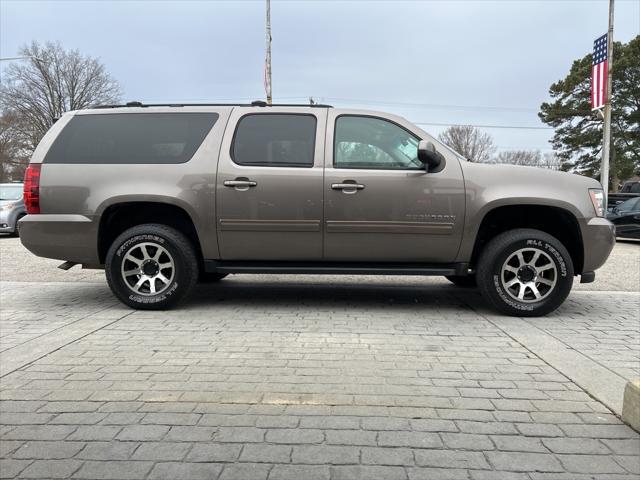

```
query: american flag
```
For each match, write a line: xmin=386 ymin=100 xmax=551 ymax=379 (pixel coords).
xmin=591 ymin=33 xmax=608 ymax=110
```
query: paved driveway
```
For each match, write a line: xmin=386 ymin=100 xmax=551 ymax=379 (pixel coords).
xmin=1 ymin=238 xmax=639 ymax=479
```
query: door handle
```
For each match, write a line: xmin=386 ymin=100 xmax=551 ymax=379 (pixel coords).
xmin=224 ymin=179 xmax=257 ymax=188
xmin=332 ymin=183 xmax=365 ymax=191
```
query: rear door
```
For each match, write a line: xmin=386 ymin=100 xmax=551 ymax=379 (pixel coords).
xmin=323 ymin=110 xmax=465 ymax=262
xmin=216 ymin=107 xmax=327 ymax=260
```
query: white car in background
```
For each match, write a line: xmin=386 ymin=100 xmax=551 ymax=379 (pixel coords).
xmin=0 ymin=183 xmax=26 ymax=235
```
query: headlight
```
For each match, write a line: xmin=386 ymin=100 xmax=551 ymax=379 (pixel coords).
xmin=589 ymin=188 xmax=605 ymax=217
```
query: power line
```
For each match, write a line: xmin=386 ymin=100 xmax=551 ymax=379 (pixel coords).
xmin=496 ymin=146 xmax=554 ymax=151
xmin=324 ymin=96 xmax=539 ymax=113
xmin=320 ymin=96 xmax=592 ymax=117
xmin=414 ymin=121 xmax=552 ymax=130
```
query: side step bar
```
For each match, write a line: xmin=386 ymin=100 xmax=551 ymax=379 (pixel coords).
xmin=204 ymin=260 xmax=469 ymax=276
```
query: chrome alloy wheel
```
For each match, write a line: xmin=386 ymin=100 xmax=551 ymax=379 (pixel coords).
xmin=120 ymin=242 xmax=175 ymax=296
xmin=500 ymin=248 xmax=557 ymax=303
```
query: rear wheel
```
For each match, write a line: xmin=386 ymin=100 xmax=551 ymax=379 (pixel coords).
xmin=105 ymin=224 xmax=198 ymax=309
xmin=476 ymin=229 xmax=573 ymax=317
xmin=445 ymin=275 xmax=477 ymax=288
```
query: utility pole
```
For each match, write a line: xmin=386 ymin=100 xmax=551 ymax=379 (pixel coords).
xmin=265 ymin=0 xmax=273 ymax=105
xmin=600 ymin=0 xmax=614 ymax=198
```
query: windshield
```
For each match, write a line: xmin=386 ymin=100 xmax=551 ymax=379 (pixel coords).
xmin=616 ymin=197 xmax=640 ymax=211
xmin=0 ymin=185 xmax=22 ymax=201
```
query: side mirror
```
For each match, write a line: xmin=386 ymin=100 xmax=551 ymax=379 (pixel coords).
xmin=418 ymin=140 xmax=444 ymax=172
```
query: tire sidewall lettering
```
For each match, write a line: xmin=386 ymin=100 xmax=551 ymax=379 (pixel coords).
xmin=492 ymin=273 xmax=535 ymax=311
xmin=115 ymin=234 xmax=166 ymax=259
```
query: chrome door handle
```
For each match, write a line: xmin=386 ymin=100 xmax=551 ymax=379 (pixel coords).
xmin=224 ymin=180 xmax=257 ymax=188
xmin=331 ymin=183 xmax=365 ymax=190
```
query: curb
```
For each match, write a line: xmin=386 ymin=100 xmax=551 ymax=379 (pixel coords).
xmin=622 ymin=379 xmax=640 ymax=433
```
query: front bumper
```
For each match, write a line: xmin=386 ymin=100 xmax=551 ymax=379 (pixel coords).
xmin=580 ymin=216 xmax=616 ymax=273
xmin=18 ymin=214 xmax=101 ymax=265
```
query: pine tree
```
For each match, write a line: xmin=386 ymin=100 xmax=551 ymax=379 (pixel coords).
xmin=539 ymin=35 xmax=639 ymax=191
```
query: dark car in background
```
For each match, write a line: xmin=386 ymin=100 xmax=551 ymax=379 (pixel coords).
xmin=607 ymin=197 xmax=640 ymax=239
xmin=0 ymin=183 xmax=26 ymax=235
xmin=607 ymin=180 xmax=640 ymax=209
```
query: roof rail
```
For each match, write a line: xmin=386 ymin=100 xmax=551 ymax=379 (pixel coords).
xmin=91 ymin=100 xmax=333 ymax=109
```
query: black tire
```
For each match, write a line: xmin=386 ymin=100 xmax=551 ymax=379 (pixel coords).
xmin=445 ymin=275 xmax=477 ymax=288
xmin=105 ymin=224 xmax=199 ymax=310
xmin=199 ymin=272 xmax=229 ymax=283
xmin=476 ymin=228 xmax=574 ymax=317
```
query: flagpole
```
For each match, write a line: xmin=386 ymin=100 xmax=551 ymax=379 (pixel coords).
xmin=600 ymin=0 xmax=614 ymax=200
xmin=265 ymin=0 xmax=273 ymax=105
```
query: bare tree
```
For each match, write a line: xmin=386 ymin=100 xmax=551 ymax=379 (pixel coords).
xmin=0 ymin=41 xmax=121 ymax=168
xmin=542 ymin=152 xmax=562 ymax=170
xmin=438 ymin=125 xmax=496 ymax=163
xmin=493 ymin=150 xmax=562 ymax=170
xmin=494 ymin=150 xmax=542 ymax=167
xmin=0 ymin=111 xmax=30 ymax=182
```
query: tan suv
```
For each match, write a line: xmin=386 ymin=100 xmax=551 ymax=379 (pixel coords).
xmin=19 ymin=102 xmax=615 ymax=316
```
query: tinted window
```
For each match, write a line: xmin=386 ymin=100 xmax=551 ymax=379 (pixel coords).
xmin=334 ymin=116 xmax=422 ymax=170
xmin=630 ymin=183 xmax=640 ymax=194
xmin=232 ymin=114 xmax=316 ymax=167
xmin=44 ymin=113 xmax=219 ymax=164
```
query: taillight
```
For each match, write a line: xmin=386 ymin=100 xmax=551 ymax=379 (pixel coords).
xmin=23 ymin=164 xmax=42 ymax=214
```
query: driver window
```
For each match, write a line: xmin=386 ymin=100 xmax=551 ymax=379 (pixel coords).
xmin=334 ymin=116 xmax=422 ymax=170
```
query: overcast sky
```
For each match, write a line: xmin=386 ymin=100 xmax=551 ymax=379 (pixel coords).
xmin=1 ymin=0 xmax=639 ymax=152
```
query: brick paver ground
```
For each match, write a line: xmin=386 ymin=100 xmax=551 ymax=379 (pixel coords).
xmin=1 ymin=279 xmax=638 ymax=479
xmin=527 ymin=294 xmax=640 ymax=382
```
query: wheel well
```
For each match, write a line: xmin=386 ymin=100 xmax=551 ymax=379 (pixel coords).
xmin=471 ymin=205 xmax=584 ymax=273
xmin=98 ymin=202 xmax=203 ymax=265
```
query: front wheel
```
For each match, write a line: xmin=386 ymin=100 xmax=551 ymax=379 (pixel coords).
xmin=105 ymin=224 xmax=199 ymax=310
xmin=476 ymin=229 xmax=574 ymax=317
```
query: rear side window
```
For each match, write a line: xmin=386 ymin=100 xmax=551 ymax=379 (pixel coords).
xmin=44 ymin=113 xmax=219 ymax=164
xmin=232 ymin=114 xmax=316 ymax=167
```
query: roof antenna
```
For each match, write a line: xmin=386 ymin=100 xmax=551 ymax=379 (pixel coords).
xmin=309 ymin=97 xmax=316 ymax=106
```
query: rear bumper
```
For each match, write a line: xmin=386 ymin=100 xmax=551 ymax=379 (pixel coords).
xmin=580 ymin=217 xmax=615 ymax=272
xmin=18 ymin=214 xmax=100 ymax=265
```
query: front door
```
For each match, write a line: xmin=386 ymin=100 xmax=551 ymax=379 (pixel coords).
xmin=216 ymin=108 xmax=326 ymax=260
xmin=323 ymin=112 xmax=465 ymax=262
